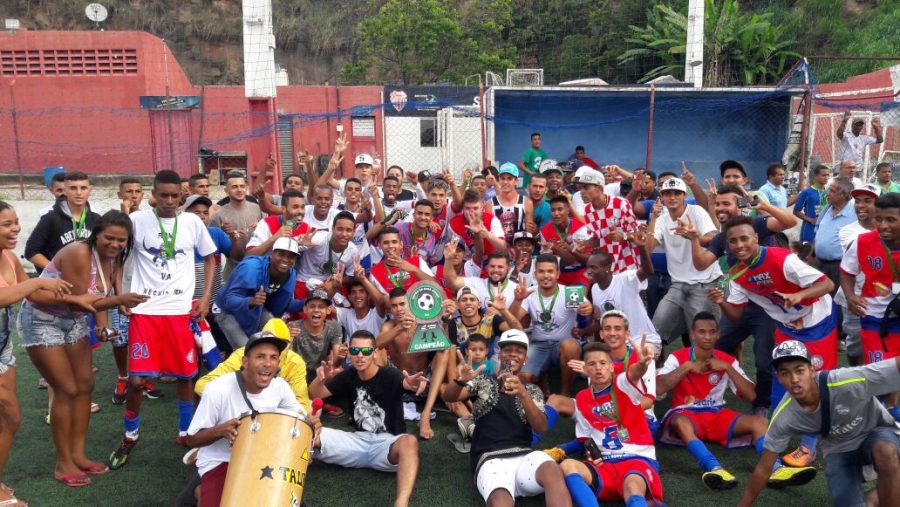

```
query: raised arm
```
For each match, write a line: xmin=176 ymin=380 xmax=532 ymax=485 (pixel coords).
xmin=836 ymin=111 xmax=850 ymax=140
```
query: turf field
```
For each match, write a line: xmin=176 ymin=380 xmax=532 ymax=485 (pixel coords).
xmin=5 ymin=331 xmax=837 ymax=507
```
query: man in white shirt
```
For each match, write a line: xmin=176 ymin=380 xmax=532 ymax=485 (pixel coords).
xmin=443 ymin=250 xmax=518 ymax=310
xmin=644 ymin=178 xmax=723 ymax=347
xmin=303 ymin=185 xmax=340 ymax=233
xmin=185 ymin=332 xmax=318 ymax=506
xmin=826 ymin=160 xmax=864 ymax=191
xmin=295 ymin=211 xmax=359 ymax=300
xmin=837 ymin=112 xmax=883 ymax=168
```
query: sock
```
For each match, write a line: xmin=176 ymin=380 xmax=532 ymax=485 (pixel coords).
xmin=625 ymin=495 xmax=648 ymax=507
xmin=124 ymin=409 xmax=140 ymax=439
xmin=531 ymin=405 xmax=558 ymax=446
xmin=564 ymin=473 xmax=599 ymax=507
xmin=178 ymin=400 xmax=194 ymax=433
xmin=755 ymin=437 xmax=782 ymax=470
xmin=799 ymin=434 xmax=818 ymax=452
xmin=686 ymin=440 xmax=720 ymax=472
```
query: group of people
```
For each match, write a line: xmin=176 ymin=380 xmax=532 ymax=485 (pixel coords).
xmin=0 ymin=119 xmax=896 ymax=507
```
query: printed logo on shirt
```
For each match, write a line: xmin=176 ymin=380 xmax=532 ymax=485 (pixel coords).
xmin=873 ymin=282 xmax=892 ymax=297
xmin=810 ymin=355 xmax=823 ymax=370
xmin=746 ymin=272 xmax=773 ymax=286
xmin=708 ymin=372 xmax=722 ymax=386
xmin=186 ymin=349 xmax=195 ymax=364
xmin=867 ymin=256 xmax=884 ymax=271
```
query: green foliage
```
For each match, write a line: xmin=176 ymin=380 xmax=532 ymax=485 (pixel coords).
xmin=341 ymin=0 xmax=516 ymax=85
xmin=619 ymin=0 xmax=800 ymax=86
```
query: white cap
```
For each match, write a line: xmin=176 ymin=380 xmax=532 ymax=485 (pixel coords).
xmin=498 ymin=329 xmax=529 ymax=350
xmin=272 ymin=237 xmax=300 ymax=255
xmin=355 ymin=154 xmax=374 ymax=166
xmin=578 ymin=170 xmax=605 ymax=186
xmin=659 ymin=177 xmax=687 ymax=193
xmin=456 ymin=283 xmax=481 ymax=300
xmin=851 ymin=183 xmax=882 ymax=200
xmin=574 ymin=166 xmax=592 ymax=181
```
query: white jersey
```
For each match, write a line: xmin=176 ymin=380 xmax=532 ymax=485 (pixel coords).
xmin=302 ymin=205 xmax=339 ymax=233
xmin=591 ymin=272 xmax=661 ymax=346
xmin=336 ymin=307 xmax=385 ymax=339
xmin=521 ymin=285 xmax=578 ymax=343
xmin=459 ymin=277 xmax=518 ymax=308
xmin=296 ymin=233 xmax=358 ymax=282
xmin=653 ymin=205 xmax=722 ymax=283
xmin=130 ymin=210 xmax=216 ymax=315
xmin=835 ymin=221 xmax=870 ymax=306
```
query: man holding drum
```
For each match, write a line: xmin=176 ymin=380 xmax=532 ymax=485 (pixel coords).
xmin=186 ymin=331 xmax=321 ymax=507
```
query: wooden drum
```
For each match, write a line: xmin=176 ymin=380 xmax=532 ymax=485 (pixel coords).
xmin=221 ymin=408 xmax=314 ymax=507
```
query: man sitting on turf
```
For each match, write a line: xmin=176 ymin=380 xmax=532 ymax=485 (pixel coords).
xmin=442 ymin=329 xmax=573 ymax=507
xmin=558 ymin=340 xmax=663 ymax=507
xmin=738 ymin=341 xmax=900 ymax=507
xmin=310 ymin=330 xmax=427 ymax=507
xmin=656 ymin=312 xmax=815 ymax=491
xmin=376 ymin=288 xmax=449 ymax=440
xmin=185 ymin=331 xmax=321 ymax=507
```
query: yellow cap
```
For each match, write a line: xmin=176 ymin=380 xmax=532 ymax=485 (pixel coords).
xmin=262 ymin=318 xmax=291 ymax=342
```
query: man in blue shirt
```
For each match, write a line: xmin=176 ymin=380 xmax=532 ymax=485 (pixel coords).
xmin=757 ymin=163 xmax=796 ymax=209
xmin=793 ymin=165 xmax=830 ymax=243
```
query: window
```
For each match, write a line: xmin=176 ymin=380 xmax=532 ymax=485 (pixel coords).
xmin=1 ymin=48 xmax=139 ymax=76
xmin=420 ymin=118 xmax=436 ymax=147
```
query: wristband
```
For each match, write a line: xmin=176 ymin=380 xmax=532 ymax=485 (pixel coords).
xmin=453 ymin=378 xmax=467 ymax=387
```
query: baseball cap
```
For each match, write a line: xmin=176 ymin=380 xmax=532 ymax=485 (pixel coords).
xmin=539 ymin=159 xmax=562 ymax=175
xmin=355 ymin=154 xmax=374 ymax=166
xmin=567 ymin=159 xmax=584 ymax=172
xmin=184 ymin=194 xmax=212 ymax=210
xmin=851 ymin=183 xmax=882 ymax=200
xmin=578 ymin=170 xmax=605 ymax=186
xmin=643 ymin=170 xmax=657 ymax=182
xmin=261 ymin=318 xmax=291 ymax=342
xmin=574 ymin=166 xmax=592 ymax=181
xmin=456 ymin=283 xmax=480 ymax=300
xmin=513 ymin=231 xmax=538 ymax=245
xmin=305 ymin=289 xmax=333 ymax=306
xmin=245 ymin=330 xmax=288 ymax=355
xmin=852 ymin=118 xmax=865 ymax=125
xmin=498 ymin=329 xmax=529 ymax=350
xmin=272 ymin=237 xmax=300 ymax=256
xmin=499 ymin=162 xmax=519 ymax=178
xmin=417 ymin=170 xmax=433 ymax=185
xmin=771 ymin=340 xmax=811 ymax=368
xmin=659 ymin=177 xmax=687 ymax=193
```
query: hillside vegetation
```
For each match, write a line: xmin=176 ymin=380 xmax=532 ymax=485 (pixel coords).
xmin=1 ymin=0 xmax=895 ymax=86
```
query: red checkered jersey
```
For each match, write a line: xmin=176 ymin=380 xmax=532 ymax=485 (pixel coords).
xmin=573 ymin=374 xmax=656 ymax=461
xmin=841 ymin=230 xmax=900 ymax=319
xmin=583 ymin=196 xmax=640 ymax=273
xmin=658 ymin=348 xmax=748 ymax=411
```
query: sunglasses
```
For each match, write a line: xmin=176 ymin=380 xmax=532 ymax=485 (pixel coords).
xmin=349 ymin=346 xmax=375 ymax=356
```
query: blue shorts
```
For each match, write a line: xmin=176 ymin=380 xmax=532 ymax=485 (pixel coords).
xmin=825 ymin=427 xmax=900 ymax=507
xmin=522 ymin=339 xmax=580 ymax=377
xmin=0 ymin=308 xmax=16 ymax=374
xmin=109 ymin=308 xmax=129 ymax=348
xmin=17 ymin=303 xmax=89 ymax=348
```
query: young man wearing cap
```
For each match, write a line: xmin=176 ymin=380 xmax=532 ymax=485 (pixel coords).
xmin=214 ymin=237 xmax=306 ymax=350
xmin=209 ymin=171 xmax=262 ymax=280
xmin=657 ymin=312 xmax=815 ymax=491
xmin=510 ymin=254 xmax=589 ymax=397
xmin=518 ymin=133 xmax=548 ymax=188
xmin=447 ymin=280 xmax=524 ymax=356
xmin=835 ymin=183 xmax=882 ymax=368
xmin=644 ymin=177 xmax=722 ymax=348
xmin=841 ymin=192 xmax=900 ymax=423
xmin=557 ymin=339 xmax=661 ymax=507
xmin=540 ymin=195 xmax=591 ymax=286
xmin=443 ymin=328 xmax=572 ymax=507
xmin=509 ymin=232 xmax=539 ymax=288
xmin=294 ymin=211 xmax=359 ymax=300
xmin=837 ymin=111 xmax=883 ymax=168
xmin=491 ymin=163 xmax=534 ymax=244
xmin=689 ymin=184 xmax=798 ymax=414
xmin=245 ymin=188 xmax=310 ymax=256
xmin=539 ymin=160 xmax=566 ymax=200
xmin=709 ymin=216 xmax=837 ymax=466
xmin=739 ymin=340 xmax=900 ymax=507
xmin=110 ymin=170 xmax=218 ymax=469
xmin=449 ymin=190 xmax=508 ymax=262
xmin=716 ymin=160 xmax=770 ymax=218
xmin=793 ymin=164 xmax=831 ymax=244
xmin=310 ymin=330 xmax=427 ymax=507
xmin=579 ymin=169 xmax=641 ymax=275
xmin=186 ymin=331 xmax=318 ymax=507
xmin=444 ymin=248 xmax=518 ymax=309
xmin=376 ymin=288 xmax=448 ymax=439
xmin=290 ymin=289 xmax=344 ymax=396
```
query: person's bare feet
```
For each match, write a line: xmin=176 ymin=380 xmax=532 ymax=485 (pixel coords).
xmin=418 ymin=419 xmax=434 ymax=439
xmin=0 ymin=485 xmax=25 ymax=506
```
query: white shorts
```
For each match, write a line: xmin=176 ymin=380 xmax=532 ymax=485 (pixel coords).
xmin=475 ymin=451 xmax=554 ymax=502
xmin=316 ymin=427 xmax=402 ymax=472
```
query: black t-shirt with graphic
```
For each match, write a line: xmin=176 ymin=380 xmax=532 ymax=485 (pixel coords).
xmin=325 ymin=366 xmax=406 ymax=435
xmin=267 ymin=271 xmax=289 ymax=295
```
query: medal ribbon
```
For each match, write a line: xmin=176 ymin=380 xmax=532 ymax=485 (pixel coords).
xmin=488 ymin=279 xmax=509 ymax=302
xmin=538 ymin=287 xmax=559 ymax=322
xmin=880 ymin=238 xmax=900 ymax=283
xmin=727 ymin=247 xmax=763 ymax=282
xmin=153 ymin=209 xmax=178 ymax=259
xmin=72 ymin=207 xmax=87 ymax=238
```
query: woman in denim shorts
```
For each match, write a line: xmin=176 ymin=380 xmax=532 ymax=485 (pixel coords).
xmin=0 ymin=201 xmax=73 ymax=505
xmin=18 ymin=211 xmax=148 ymax=487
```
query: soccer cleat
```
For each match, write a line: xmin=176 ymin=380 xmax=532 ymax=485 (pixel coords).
xmin=109 ymin=437 xmax=139 ymax=470
xmin=767 ymin=466 xmax=816 ymax=489
xmin=112 ymin=378 xmax=127 ymax=404
xmin=782 ymin=445 xmax=817 ymax=467
xmin=701 ymin=467 xmax=738 ymax=490
xmin=143 ymin=380 xmax=165 ymax=399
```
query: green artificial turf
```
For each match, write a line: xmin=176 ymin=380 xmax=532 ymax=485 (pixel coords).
xmin=4 ymin=331 xmax=837 ymax=506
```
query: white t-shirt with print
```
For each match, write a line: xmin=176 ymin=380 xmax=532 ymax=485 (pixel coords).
xmin=521 ymin=285 xmax=578 ymax=343
xmin=590 ymin=272 xmax=661 ymax=346
xmin=130 ymin=210 xmax=216 ymax=315
xmin=459 ymin=277 xmax=518 ymax=308
xmin=839 ymin=131 xmax=877 ymax=167
xmin=296 ymin=232 xmax=358 ymax=282
xmin=188 ymin=374 xmax=299 ymax=477
xmin=653 ymin=204 xmax=722 ymax=284
xmin=336 ymin=307 xmax=386 ymax=339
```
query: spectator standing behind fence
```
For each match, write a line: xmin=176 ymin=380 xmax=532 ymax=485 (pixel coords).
xmin=826 ymin=160 xmax=863 ymax=191
xmin=793 ymin=165 xmax=831 ymax=244
xmin=518 ymin=132 xmax=547 ymax=189
xmin=757 ymin=163 xmax=799 ymax=208
xmin=837 ymin=111 xmax=883 ymax=168
xmin=874 ymin=161 xmax=900 ymax=194
xmin=568 ymin=145 xmax=599 ymax=169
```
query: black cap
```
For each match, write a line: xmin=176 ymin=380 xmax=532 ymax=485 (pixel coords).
xmin=245 ymin=331 xmax=287 ymax=354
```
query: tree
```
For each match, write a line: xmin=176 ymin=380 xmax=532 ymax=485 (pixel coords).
xmin=618 ymin=0 xmax=800 ymax=86
xmin=341 ymin=0 xmax=516 ymax=85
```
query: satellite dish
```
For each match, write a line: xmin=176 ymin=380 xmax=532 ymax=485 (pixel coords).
xmin=85 ymin=3 xmax=108 ymax=28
